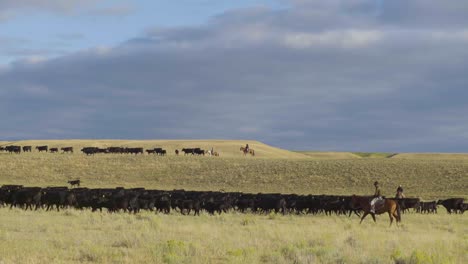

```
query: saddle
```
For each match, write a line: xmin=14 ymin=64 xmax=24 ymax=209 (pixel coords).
xmin=374 ymin=198 xmax=385 ymax=211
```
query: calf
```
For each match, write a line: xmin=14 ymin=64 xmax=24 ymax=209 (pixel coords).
xmin=68 ymin=180 xmax=80 ymax=188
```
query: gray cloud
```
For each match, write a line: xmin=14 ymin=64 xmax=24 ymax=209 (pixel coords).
xmin=1 ymin=0 xmax=468 ymax=152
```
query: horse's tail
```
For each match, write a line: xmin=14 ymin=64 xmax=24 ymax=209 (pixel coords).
xmin=396 ymin=202 xmax=402 ymax=222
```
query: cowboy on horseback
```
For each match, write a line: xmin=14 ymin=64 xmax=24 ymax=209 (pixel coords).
xmin=245 ymin=144 xmax=249 ymax=153
xmin=370 ymin=181 xmax=383 ymax=213
xmin=395 ymin=185 xmax=405 ymax=199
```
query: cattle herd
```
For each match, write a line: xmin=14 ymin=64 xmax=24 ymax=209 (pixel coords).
xmin=0 ymin=184 xmax=466 ymax=216
xmin=0 ymin=145 xmax=215 ymax=156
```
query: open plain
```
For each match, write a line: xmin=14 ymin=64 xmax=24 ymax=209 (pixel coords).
xmin=0 ymin=140 xmax=467 ymax=263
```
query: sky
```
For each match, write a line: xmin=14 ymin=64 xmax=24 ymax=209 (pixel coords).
xmin=1 ymin=0 xmax=468 ymax=152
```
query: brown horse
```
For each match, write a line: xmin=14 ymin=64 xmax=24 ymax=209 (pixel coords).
xmin=350 ymin=195 xmax=401 ymax=226
xmin=240 ymin=146 xmax=255 ymax=156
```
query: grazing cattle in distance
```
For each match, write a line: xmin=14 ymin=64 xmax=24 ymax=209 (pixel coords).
xmin=146 ymin=149 xmax=156 ymax=154
xmin=182 ymin=148 xmax=204 ymax=156
xmin=151 ymin=148 xmax=167 ymax=156
xmin=68 ymin=180 xmax=80 ymax=188
xmin=146 ymin=148 xmax=167 ymax=155
xmin=36 ymin=146 xmax=48 ymax=152
xmin=124 ymin=147 xmax=144 ymax=155
xmin=61 ymin=147 xmax=73 ymax=153
xmin=5 ymin=146 xmax=21 ymax=154
xmin=22 ymin=146 xmax=32 ymax=152
xmin=175 ymin=149 xmax=179 ymax=155
xmin=49 ymin=148 xmax=59 ymax=153
xmin=193 ymin=148 xmax=205 ymax=155
xmin=0 ymin=147 xmax=5 ymax=152
xmin=181 ymin=148 xmax=194 ymax=155
xmin=107 ymin=147 xmax=124 ymax=154
xmin=81 ymin=147 xmax=99 ymax=155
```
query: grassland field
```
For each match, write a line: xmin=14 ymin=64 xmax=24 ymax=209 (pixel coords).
xmin=0 ymin=139 xmax=467 ymax=263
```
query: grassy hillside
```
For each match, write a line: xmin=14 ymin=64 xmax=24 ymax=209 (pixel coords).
xmin=0 ymin=140 xmax=467 ymax=199
xmin=392 ymin=153 xmax=468 ymax=160
xmin=294 ymin=151 xmax=361 ymax=159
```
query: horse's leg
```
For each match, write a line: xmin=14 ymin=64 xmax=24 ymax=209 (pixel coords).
xmin=370 ymin=213 xmax=376 ymax=222
xmin=392 ymin=210 xmax=400 ymax=226
xmin=360 ymin=212 xmax=369 ymax=224
xmin=388 ymin=211 xmax=394 ymax=227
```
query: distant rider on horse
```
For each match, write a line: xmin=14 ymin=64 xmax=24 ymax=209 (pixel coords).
xmin=245 ymin=144 xmax=249 ymax=153
xmin=370 ymin=181 xmax=383 ymax=213
xmin=395 ymin=185 xmax=405 ymax=199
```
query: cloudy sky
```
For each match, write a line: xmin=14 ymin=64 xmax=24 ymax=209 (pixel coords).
xmin=1 ymin=0 xmax=468 ymax=152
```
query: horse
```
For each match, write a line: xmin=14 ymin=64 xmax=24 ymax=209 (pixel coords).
xmin=240 ymin=146 xmax=255 ymax=156
xmin=350 ymin=195 xmax=401 ymax=226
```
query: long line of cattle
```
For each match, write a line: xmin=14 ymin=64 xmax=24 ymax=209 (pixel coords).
xmin=0 ymin=185 xmax=466 ymax=216
xmin=0 ymin=145 xmax=209 ymax=156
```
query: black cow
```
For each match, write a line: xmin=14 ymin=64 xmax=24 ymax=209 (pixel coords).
xmin=5 ymin=145 xmax=21 ymax=154
xmin=395 ymin=198 xmax=420 ymax=213
xmin=42 ymin=189 xmax=76 ymax=211
xmin=417 ymin=201 xmax=437 ymax=214
xmin=61 ymin=147 xmax=73 ymax=153
xmin=254 ymin=195 xmax=287 ymax=215
xmin=175 ymin=149 xmax=179 ymax=155
xmin=193 ymin=148 xmax=205 ymax=155
xmin=49 ymin=148 xmax=59 ymax=153
xmin=154 ymin=195 xmax=171 ymax=214
xmin=10 ymin=187 xmax=42 ymax=210
xmin=181 ymin=148 xmax=194 ymax=155
xmin=174 ymin=199 xmax=201 ymax=215
xmin=22 ymin=146 xmax=32 ymax=152
xmin=125 ymin=148 xmax=144 ymax=155
xmin=81 ymin=147 xmax=99 ymax=155
xmin=437 ymin=198 xmax=465 ymax=214
xmin=146 ymin=149 xmax=156 ymax=154
xmin=36 ymin=146 xmax=48 ymax=152
xmin=107 ymin=147 xmax=124 ymax=154
xmin=204 ymin=200 xmax=230 ymax=215
xmin=461 ymin=203 xmax=468 ymax=214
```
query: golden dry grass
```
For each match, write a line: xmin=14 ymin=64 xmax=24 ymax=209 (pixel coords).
xmin=0 ymin=209 xmax=466 ymax=264
xmin=392 ymin=153 xmax=468 ymax=160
